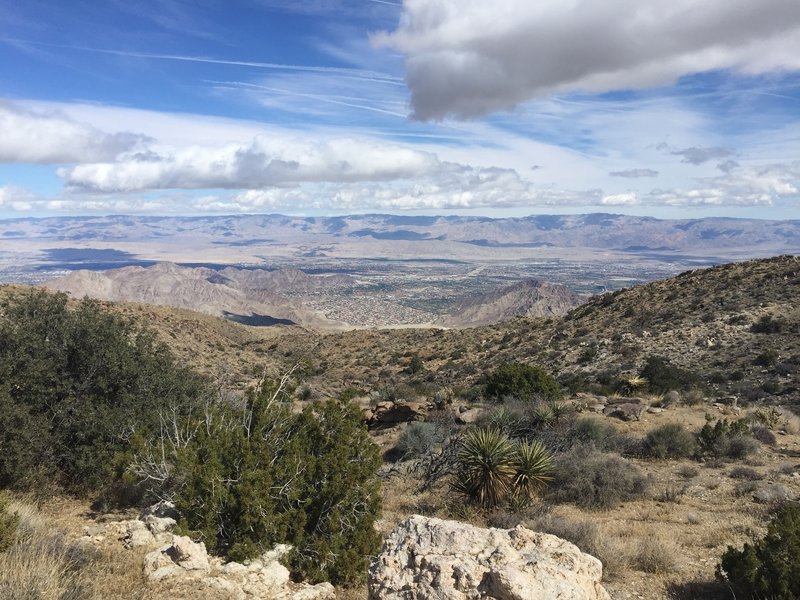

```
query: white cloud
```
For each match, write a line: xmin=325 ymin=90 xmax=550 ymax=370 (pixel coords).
xmin=375 ymin=0 xmax=800 ymax=120
xmin=646 ymin=162 xmax=800 ymax=206
xmin=0 ymin=101 xmax=151 ymax=163
xmin=0 ymin=186 xmax=38 ymax=211
xmin=601 ymin=192 xmax=639 ymax=206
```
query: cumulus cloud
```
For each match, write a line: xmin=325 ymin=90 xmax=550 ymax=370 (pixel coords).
xmin=609 ymin=169 xmax=658 ymax=178
xmin=61 ymin=136 xmax=447 ymax=192
xmin=601 ymin=192 xmax=638 ymax=206
xmin=374 ymin=0 xmax=800 ymax=120
xmin=670 ymin=146 xmax=733 ymax=165
xmin=0 ymin=186 xmax=39 ymax=211
xmin=0 ymin=102 xmax=152 ymax=163
xmin=646 ymin=161 xmax=800 ymax=206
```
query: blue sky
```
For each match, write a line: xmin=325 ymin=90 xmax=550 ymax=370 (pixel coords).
xmin=1 ymin=0 xmax=799 ymax=219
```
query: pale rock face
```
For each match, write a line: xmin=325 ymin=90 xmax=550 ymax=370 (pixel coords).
xmin=369 ymin=515 xmax=610 ymax=600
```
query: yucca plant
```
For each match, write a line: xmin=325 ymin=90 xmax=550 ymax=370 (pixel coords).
xmin=512 ymin=440 xmax=553 ymax=507
xmin=621 ymin=375 xmax=648 ymax=396
xmin=453 ymin=428 xmax=516 ymax=508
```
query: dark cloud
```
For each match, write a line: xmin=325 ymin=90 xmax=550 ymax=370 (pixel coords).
xmin=670 ymin=147 xmax=733 ymax=165
xmin=375 ymin=0 xmax=800 ymax=120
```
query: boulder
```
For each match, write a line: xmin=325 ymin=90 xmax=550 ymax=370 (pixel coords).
xmin=123 ymin=520 xmax=156 ymax=548
xmin=605 ymin=403 xmax=644 ymax=421
xmin=143 ymin=535 xmax=211 ymax=581
xmin=369 ymin=515 xmax=610 ymax=600
xmin=457 ymin=408 xmax=484 ymax=424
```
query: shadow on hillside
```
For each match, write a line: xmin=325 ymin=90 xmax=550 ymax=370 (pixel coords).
xmin=666 ymin=579 xmax=733 ymax=600
xmin=223 ymin=312 xmax=295 ymax=327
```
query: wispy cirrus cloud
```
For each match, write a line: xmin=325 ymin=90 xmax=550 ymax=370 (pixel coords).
xmin=375 ymin=0 xmax=800 ymax=120
xmin=609 ymin=169 xmax=659 ymax=178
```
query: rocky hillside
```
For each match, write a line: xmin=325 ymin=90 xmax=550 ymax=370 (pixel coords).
xmin=45 ymin=262 xmax=348 ymax=330
xmin=436 ymin=279 xmax=585 ymax=327
xmin=78 ymin=255 xmax=799 ymax=408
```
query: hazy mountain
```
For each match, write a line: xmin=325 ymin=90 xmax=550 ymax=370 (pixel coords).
xmin=436 ymin=279 xmax=585 ymax=328
xmin=3 ymin=214 xmax=800 ymax=268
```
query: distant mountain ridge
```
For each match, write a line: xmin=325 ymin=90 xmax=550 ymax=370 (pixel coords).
xmin=3 ymin=213 xmax=800 ymax=260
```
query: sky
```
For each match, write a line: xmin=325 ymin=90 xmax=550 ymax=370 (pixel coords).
xmin=1 ymin=0 xmax=800 ymax=219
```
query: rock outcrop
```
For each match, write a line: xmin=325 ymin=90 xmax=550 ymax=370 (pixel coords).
xmin=369 ymin=515 xmax=610 ymax=600
xmin=91 ymin=503 xmax=334 ymax=600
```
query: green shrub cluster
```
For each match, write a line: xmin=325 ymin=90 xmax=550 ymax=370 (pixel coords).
xmin=719 ymin=503 xmax=800 ymax=599
xmin=137 ymin=380 xmax=382 ymax=585
xmin=698 ymin=418 xmax=758 ymax=458
xmin=485 ymin=363 xmax=561 ymax=403
xmin=0 ymin=291 xmax=205 ymax=492
xmin=639 ymin=356 xmax=702 ymax=394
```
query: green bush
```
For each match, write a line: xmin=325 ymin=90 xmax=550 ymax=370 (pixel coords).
xmin=719 ymin=503 xmax=800 ymax=599
xmin=549 ymin=448 xmax=649 ymax=510
xmin=485 ymin=363 xmax=561 ymax=402
xmin=639 ymin=356 xmax=702 ymax=393
xmin=137 ymin=381 xmax=382 ymax=585
xmin=698 ymin=418 xmax=757 ymax=458
xmin=0 ymin=291 xmax=206 ymax=492
xmin=642 ymin=423 xmax=697 ymax=459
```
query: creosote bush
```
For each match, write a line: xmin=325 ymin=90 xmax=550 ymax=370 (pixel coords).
xmin=642 ymin=423 xmax=697 ymax=459
xmin=548 ymin=447 xmax=649 ymax=510
xmin=719 ymin=503 xmax=800 ymax=600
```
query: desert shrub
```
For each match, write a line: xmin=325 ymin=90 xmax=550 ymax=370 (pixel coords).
xmin=677 ymin=465 xmax=699 ymax=479
xmin=718 ymin=503 xmax=800 ymax=600
xmin=750 ymin=314 xmax=786 ymax=334
xmin=530 ymin=514 xmax=628 ymax=579
xmin=569 ymin=417 xmax=627 ymax=452
xmin=485 ymin=363 xmax=561 ymax=402
xmin=635 ymin=537 xmax=678 ymax=573
xmin=642 ymin=423 xmax=697 ymax=459
xmin=639 ymin=356 xmax=702 ymax=393
xmin=0 ymin=291 xmax=206 ymax=493
xmin=753 ymin=350 xmax=780 ymax=367
xmin=729 ymin=467 xmax=763 ymax=481
xmin=134 ymin=380 xmax=381 ymax=585
xmin=697 ymin=418 xmax=754 ymax=458
xmin=548 ymin=448 xmax=649 ymax=510
xmin=452 ymin=428 xmax=552 ymax=508
xmin=395 ymin=422 xmax=439 ymax=460
xmin=751 ymin=426 xmax=777 ymax=446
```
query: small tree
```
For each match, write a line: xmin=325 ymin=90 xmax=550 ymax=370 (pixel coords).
xmin=718 ymin=503 xmax=800 ymax=599
xmin=134 ymin=372 xmax=382 ymax=585
xmin=485 ymin=363 xmax=561 ymax=402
